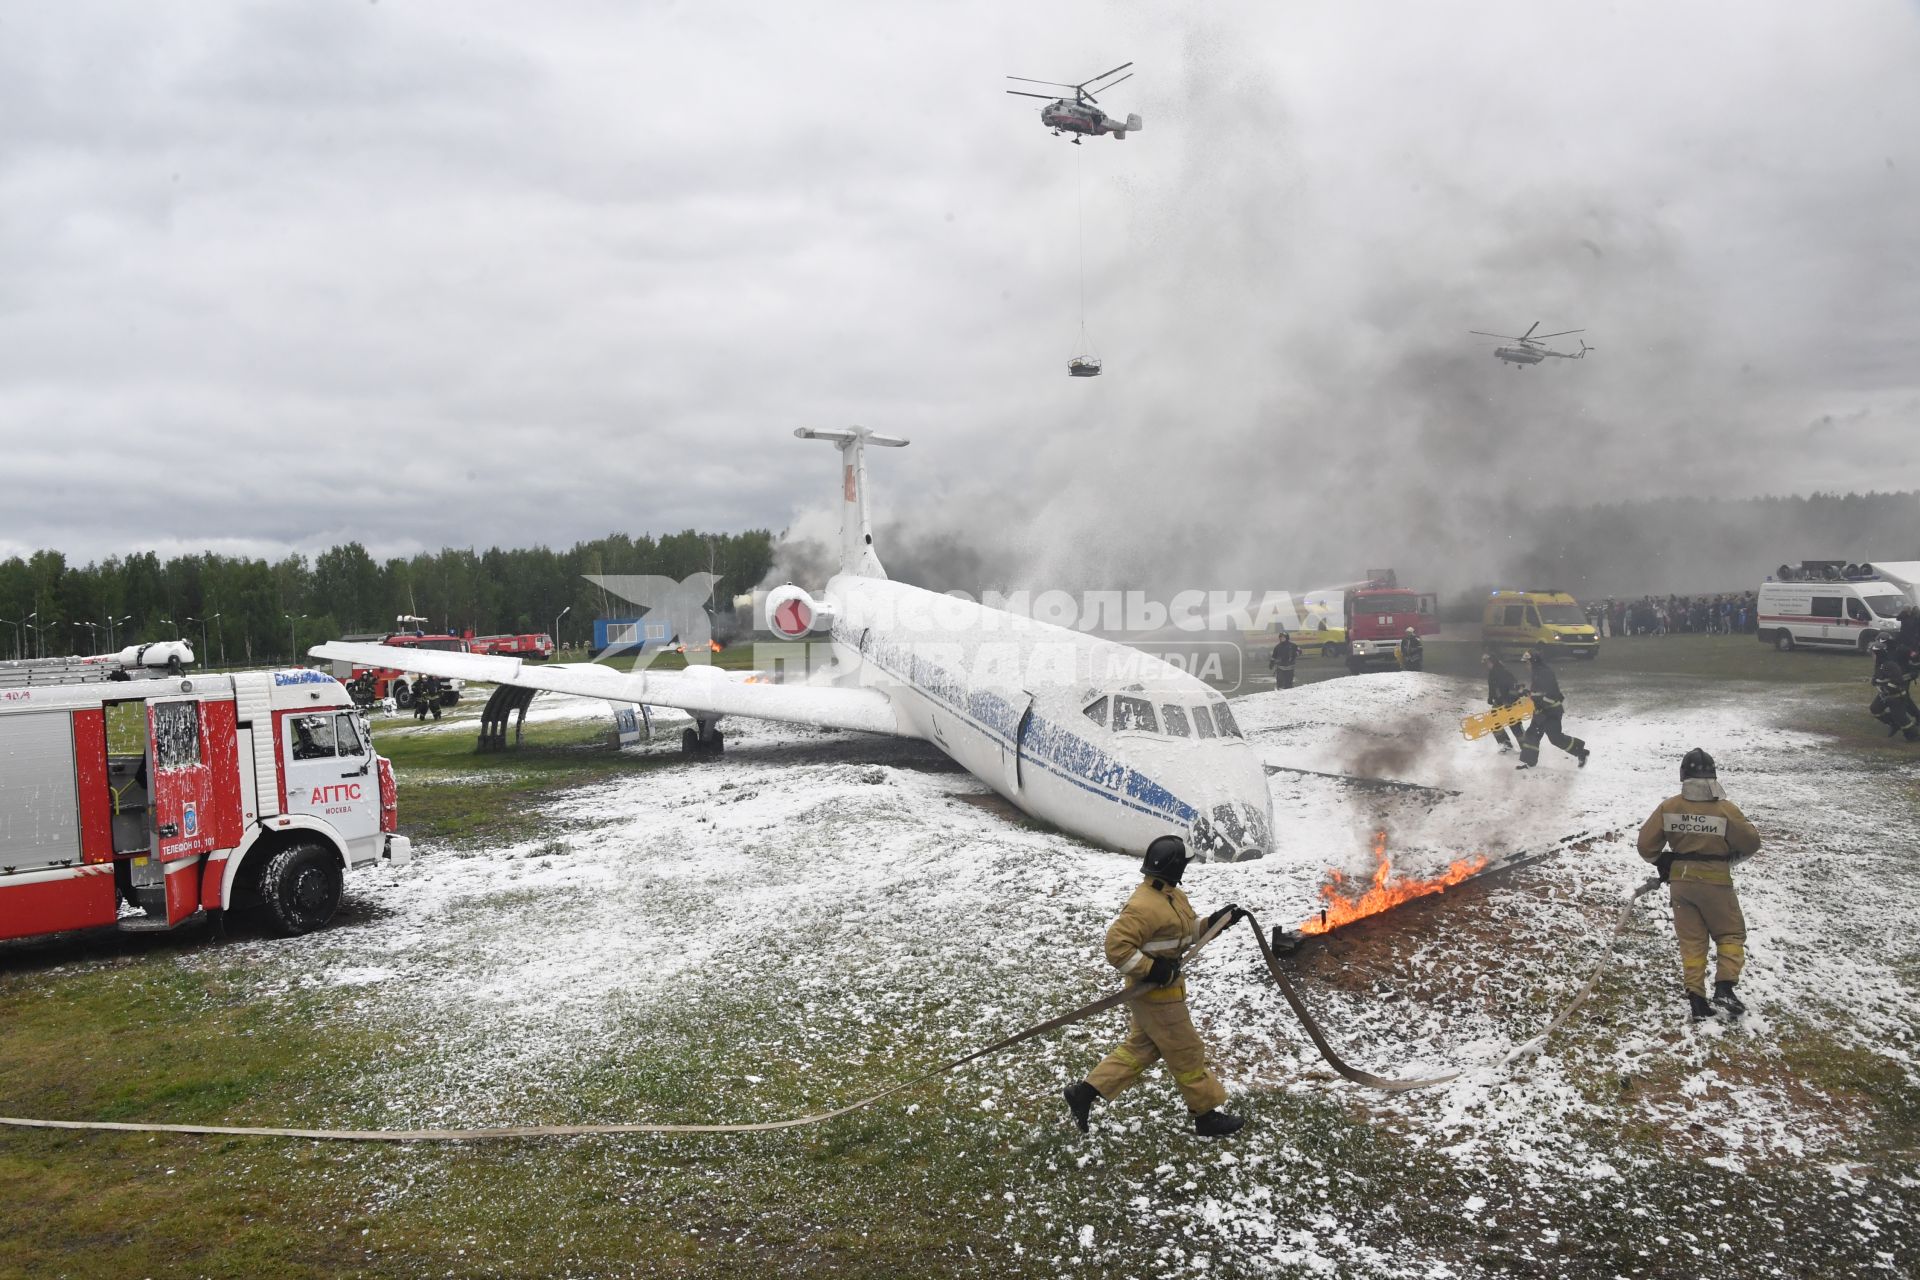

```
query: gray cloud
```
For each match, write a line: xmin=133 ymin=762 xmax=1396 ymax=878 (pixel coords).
xmin=0 ymin=1 xmax=1915 ymax=598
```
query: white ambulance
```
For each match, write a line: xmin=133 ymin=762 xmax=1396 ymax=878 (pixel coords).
xmin=0 ymin=649 xmax=409 ymax=945
xmin=1755 ymin=577 xmax=1908 ymax=653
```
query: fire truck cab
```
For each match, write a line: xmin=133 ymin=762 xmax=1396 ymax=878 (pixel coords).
xmin=0 ymin=655 xmax=409 ymax=945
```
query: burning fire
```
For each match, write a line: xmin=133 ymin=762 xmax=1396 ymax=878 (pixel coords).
xmin=1298 ymin=830 xmax=1488 ymax=935
xmin=672 ymin=640 xmax=726 ymax=654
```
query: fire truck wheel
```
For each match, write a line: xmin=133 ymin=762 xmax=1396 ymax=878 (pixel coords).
xmin=392 ymin=681 xmax=415 ymax=709
xmin=1320 ymin=643 xmax=1340 ymax=660
xmin=258 ymin=842 xmax=343 ymax=936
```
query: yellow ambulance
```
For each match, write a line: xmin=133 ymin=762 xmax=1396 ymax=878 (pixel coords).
xmin=1482 ymin=589 xmax=1600 ymax=658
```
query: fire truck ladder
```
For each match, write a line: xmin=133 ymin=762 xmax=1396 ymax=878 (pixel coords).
xmin=0 ymin=645 xmax=193 ymax=689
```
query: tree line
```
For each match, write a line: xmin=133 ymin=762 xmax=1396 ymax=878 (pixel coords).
xmin=0 ymin=531 xmax=775 ymax=665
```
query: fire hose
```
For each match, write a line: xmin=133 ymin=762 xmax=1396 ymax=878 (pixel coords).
xmin=0 ymin=882 xmax=1660 ymax=1143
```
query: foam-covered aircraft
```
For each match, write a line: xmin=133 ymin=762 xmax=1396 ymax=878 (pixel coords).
xmin=312 ymin=430 xmax=1274 ymax=861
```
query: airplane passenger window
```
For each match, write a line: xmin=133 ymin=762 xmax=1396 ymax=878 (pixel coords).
xmin=1210 ymin=699 xmax=1243 ymax=738
xmin=1083 ymin=696 xmax=1109 ymax=727
xmin=1112 ymin=696 xmax=1157 ymax=733
xmin=1162 ymin=705 xmax=1191 ymax=737
xmin=1191 ymin=705 xmax=1217 ymax=738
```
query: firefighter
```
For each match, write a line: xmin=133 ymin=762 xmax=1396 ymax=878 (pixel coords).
xmin=1063 ymin=836 xmax=1247 ymax=1138
xmin=412 ymin=675 xmax=444 ymax=721
xmin=1268 ymin=629 xmax=1301 ymax=690
xmin=1399 ymin=627 xmax=1424 ymax=671
xmin=1636 ymin=748 xmax=1762 ymax=1020
xmin=1481 ymin=650 xmax=1525 ymax=752
xmin=1516 ymin=647 xmax=1589 ymax=769
xmin=1868 ymin=637 xmax=1919 ymax=741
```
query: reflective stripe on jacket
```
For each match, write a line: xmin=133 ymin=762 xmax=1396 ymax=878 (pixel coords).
xmin=1636 ymin=784 xmax=1762 ymax=885
xmin=1104 ymin=877 xmax=1200 ymax=1002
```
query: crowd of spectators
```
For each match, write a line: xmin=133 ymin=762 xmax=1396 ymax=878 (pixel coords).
xmin=1586 ymin=593 xmax=1760 ymax=637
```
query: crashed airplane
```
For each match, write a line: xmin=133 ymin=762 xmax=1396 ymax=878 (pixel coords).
xmin=312 ymin=428 xmax=1274 ymax=861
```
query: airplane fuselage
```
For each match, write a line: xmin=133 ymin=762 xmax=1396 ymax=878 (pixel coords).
xmin=823 ymin=574 xmax=1274 ymax=861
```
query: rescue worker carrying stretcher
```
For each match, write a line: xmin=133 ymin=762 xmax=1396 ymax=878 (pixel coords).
xmin=1868 ymin=635 xmax=1920 ymax=741
xmin=1482 ymin=650 xmax=1525 ymax=753
xmin=1064 ymin=836 xmax=1247 ymax=1138
xmin=1268 ymin=631 xmax=1301 ymax=690
xmin=1516 ymin=647 xmax=1589 ymax=769
xmin=1636 ymin=748 xmax=1762 ymax=1021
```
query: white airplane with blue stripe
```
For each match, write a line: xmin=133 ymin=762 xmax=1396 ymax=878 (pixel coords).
xmin=313 ymin=428 xmax=1275 ymax=862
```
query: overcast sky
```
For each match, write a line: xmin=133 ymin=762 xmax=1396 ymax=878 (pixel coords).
xmin=3 ymin=1 xmax=1917 ymax=590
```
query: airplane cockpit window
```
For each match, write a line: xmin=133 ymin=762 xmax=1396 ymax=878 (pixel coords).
xmin=1112 ymin=695 xmax=1157 ymax=734
xmin=1162 ymin=704 xmax=1191 ymax=738
xmin=1210 ymin=699 xmax=1243 ymax=739
xmin=1191 ymin=705 xmax=1217 ymax=739
xmin=1083 ymin=696 xmax=1109 ymax=728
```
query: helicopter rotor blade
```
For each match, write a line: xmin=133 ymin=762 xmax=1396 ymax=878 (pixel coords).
xmin=1083 ymin=72 xmax=1133 ymax=103
xmin=1469 ymin=331 xmax=1522 ymax=340
xmin=1007 ymin=75 xmax=1081 ymax=88
xmin=1519 ymin=321 xmax=1540 ymax=341
xmin=1533 ymin=329 xmax=1584 ymax=340
xmin=1006 ymin=90 xmax=1058 ymax=99
xmin=1079 ymin=61 xmax=1134 ymax=89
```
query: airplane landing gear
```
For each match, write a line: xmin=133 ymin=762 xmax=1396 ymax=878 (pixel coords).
xmin=681 ymin=719 xmax=725 ymax=757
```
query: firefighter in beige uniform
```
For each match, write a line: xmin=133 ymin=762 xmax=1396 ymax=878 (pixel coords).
xmin=1636 ymin=748 xmax=1762 ymax=1021
xmin=1063 ymin=836 xmax=1247 ymax=1137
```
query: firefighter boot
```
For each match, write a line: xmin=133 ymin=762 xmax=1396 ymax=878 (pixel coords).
xmin=1193 ymin=1109 xmax=1246 ymax=1138
xmin=1712 ymin=980 xmax=1746 ymax=1019
xmin=1063 ymin=1082 xmax=1101 ymax=1134
xmin=1687 ymin=992 xmax=1716 ymax=1022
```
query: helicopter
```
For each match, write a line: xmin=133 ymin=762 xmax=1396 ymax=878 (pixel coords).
xmin=1468 ymin=321 xmax=1593 ymax=368
xmin=1005 ymin=61 xmax=1143 ymax=143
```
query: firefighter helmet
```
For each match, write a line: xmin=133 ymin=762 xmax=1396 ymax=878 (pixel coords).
xmin=1680 ymin=748 xmax=1717 ymax=782
xmin=1141 ymin=835 xmax=1190 ymax=884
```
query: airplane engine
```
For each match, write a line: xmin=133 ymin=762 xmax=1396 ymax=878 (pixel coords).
xmin=766 ymin=584 xmax=837 ymax=640
xmin=1125 ymin=113 xmax=1142 ymax=132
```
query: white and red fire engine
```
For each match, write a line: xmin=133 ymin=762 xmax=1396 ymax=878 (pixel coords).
xmin=0 ymin=646 xmax=409 ymax=945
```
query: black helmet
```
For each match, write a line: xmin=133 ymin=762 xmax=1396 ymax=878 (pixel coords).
xmin=1680 ymin=748 xmax=1716 ymax=782
xmin=1141 ymin=835 xmax=1190 ymax=884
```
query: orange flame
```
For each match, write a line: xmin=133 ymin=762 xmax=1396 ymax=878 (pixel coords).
xmin=1298 ymin=830 xmax=1487 ymax=935
xmin=671 ymin=640 xmax=726 ymax=654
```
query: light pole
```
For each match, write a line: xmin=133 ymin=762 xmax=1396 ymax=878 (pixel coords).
xmin=106 ymin=614 xmax=132 ymax=651
xmin=554 ymin=604 xmax=571 ymax=651
xmin=0 ymin=618 xmax=16 ymax=661
xmin=25 ymin=612 xmax=39 ymax=659
xmin=187 ymin=615 xmax=210 ymax=665
xmin=285 ymin=613 xmax=306 ymax=663
xmin=75 ymin=621 xmax=98 ymax=653
xmin=210 ymin=612 xmax=224 ymax=667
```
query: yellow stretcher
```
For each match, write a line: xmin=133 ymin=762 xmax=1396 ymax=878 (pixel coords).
xmin=1461 ymin=697 xmax=1533 ymax=741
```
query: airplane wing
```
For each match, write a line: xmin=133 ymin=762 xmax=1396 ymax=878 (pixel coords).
xmin=308 ymin=642 xmax=914 ymax=739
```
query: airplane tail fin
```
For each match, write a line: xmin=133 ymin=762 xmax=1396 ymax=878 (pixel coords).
xmin=793 ymin=426 xmax=909 ymax=578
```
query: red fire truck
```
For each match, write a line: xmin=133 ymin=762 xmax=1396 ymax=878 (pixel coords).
xmin=466 ymin=632 xmax=555 ymax=661
xmin=0 ymin=651 xmax=410 ymax=945
xmin=1295 ymin=570 xmax=1439 ymax=673
xmin=336 ymin=627 xmax=470 ymax=709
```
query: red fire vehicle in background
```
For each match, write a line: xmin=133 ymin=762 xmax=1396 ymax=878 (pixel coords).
xmin=0 ymin=648 xmax=410 ymax=945
xmin=335 ymin=619 xmax=470 ymax=709
xmin=1293 ymin=570 xmax=1439 ymax=673
xmin=465 ymin=632 xmax=554 ymax=661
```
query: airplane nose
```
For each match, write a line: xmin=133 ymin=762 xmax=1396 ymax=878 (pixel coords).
xmin=1189 ymin=799 xmax=1272 ymax=862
